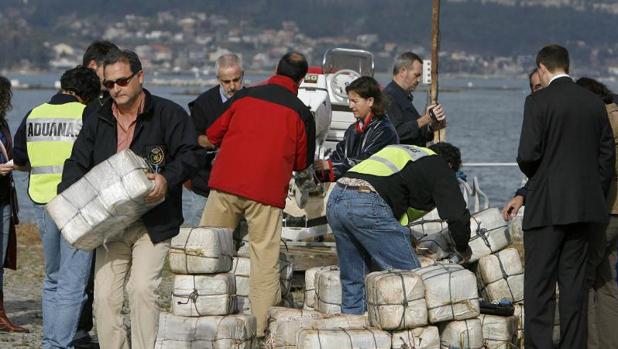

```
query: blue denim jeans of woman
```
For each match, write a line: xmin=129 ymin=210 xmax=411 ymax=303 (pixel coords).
xmin=326 ymin=185 xmax=420 ymax=314
xmin=0 ymin=203 xmax=11 ymax=289
xmin=34 ymin=204 xmax=93 ymax=349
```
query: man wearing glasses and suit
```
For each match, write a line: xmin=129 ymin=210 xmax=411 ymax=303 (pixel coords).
xmin=59 ymin=49 xmax=204 ymax=349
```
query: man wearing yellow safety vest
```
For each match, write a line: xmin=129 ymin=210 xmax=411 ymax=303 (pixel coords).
xmin=326 ymin=144 xmax=472 ymax=314
xmin=12 ymin=66 xmax=100 ymax=348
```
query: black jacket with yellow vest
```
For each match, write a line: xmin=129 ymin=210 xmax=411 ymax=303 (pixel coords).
xmin=58 ymin=89 xmax=205 ymax=243
xmin=345 ymin=144 xmax=471 ymax=253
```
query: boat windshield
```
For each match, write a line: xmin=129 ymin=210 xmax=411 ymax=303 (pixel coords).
xmin=322 ymin=48 xmax=374 ymax=76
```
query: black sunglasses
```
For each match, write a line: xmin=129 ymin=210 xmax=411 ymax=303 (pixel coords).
xmin=103 ymin=71 xmax=140 ymax=90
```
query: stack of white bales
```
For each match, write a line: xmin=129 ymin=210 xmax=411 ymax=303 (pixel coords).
xmin=47 ymin=149 xmax=163 ymax=250
xmin=155 ymin=227 xmax=258 ymax=349
xmin=230 ymin=243 xmax=294 ymax=314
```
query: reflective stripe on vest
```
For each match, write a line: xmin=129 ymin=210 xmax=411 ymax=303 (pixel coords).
xmin=348 ymin=144 xmax=436 ymax=225
xmin=26 ymin=102 xmax=84 ymax=204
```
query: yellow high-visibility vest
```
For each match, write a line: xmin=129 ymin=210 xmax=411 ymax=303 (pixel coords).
xmin=26 ymin=101 xmax=84 ymax=204
xmin=348 ymin=144 xmax=436 ymax=225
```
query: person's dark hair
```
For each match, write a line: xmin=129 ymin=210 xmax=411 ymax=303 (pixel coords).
xmin=61 ymin=66 xmax=101 ymax=104
xmin=82 ymin=40 xmax=119 ymax=67
xmin=428 ymin=142 xmax=462 ymax=172
xmin=528 ymin=68 xmax=538 ymax=91
xmin=536 ymin=44 xmax=569 ymax=74
xmin=393 ymin=52 xmax=422 ymax=75
xmin=276 ymin=52 xmax=308 ymax=82
xmin=0 ymin=76 xmax=12 ymax=122
xmin=345 ymin=76 xmax=386 ymax=116
xmin=103 ymin=49 xmax=142 ymax=74
xmin=576 ymin=77 xmax=615 ymax=104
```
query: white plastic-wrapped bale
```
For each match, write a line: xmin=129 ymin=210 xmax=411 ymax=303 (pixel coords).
xmin=410 ymin=209 xmax=446 ymax=236
xmin=266 ymin=307 xmax=369 ymax=349
xmin=314 ymin=266 xmax=342 ymax=314
xmin=417 ymin=263 xmax=480 ymax=323
xmin=476 ymin=248 xmax=524 ymax=303
xmin=169 ymin=227 xmax=234 ymax=274
xmin=479 ymin=314 xmax=517 ymax=348
xmin=467 ymin=208 xmax=511 ymax=263
xmin=230 ymin=252 xmax=294 ymax=313
xmin=366 ymin=270 xmax=427 ymax=330
xmin=47 ymin=149 xmax=161 ymax=250
xmin=155 ymin=312 xmax=257 ymax=349
xmin=296 ymin=328 xmax=391 ymax=349
xmin=439 ymin=318 xmax=483 ymax=349
xmin=390 ymin=326 xmax=440 ymax=349
xmin=304 ymin=266 xmax=330 ymax=309
xmin=171 ymin=274 xmax=236 ymax=317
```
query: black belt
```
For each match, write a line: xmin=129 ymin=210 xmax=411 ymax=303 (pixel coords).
xmin=336 ymin=182 xmax=374 ymax=193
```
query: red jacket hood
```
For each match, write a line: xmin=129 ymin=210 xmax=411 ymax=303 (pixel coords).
xmin=266 ymin=75 xmax=299 ymax=95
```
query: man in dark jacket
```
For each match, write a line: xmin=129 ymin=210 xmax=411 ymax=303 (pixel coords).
xmin=59 ymin=50 xmax=203 ymax=349
xmin=184 ymin=53 xmax=244 ymax=225
xmin=383 ymin=52 xmax=445 ymax=146
xmin=516 ymin=45 xmax=614 ymax=348
xmin=200 ymin=52 xmax=315 ymax=336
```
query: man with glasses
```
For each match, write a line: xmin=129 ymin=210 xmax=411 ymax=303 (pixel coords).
xmin=59 ymin=49 xmax=203 ymax=349
xmin=184 ymin=53 xmax=244 ymax=226
xmin=12 ymin=66 xmax=100 ymax=348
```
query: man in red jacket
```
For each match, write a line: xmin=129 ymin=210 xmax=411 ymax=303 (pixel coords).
xmin=200 ymin=51 xmax=315 ymax=336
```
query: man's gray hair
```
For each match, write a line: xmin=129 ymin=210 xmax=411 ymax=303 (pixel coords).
xmin=215 ymin=54 xmax=243 ymax=76
xmin=393 ymin=52 xmax=422 ymax=75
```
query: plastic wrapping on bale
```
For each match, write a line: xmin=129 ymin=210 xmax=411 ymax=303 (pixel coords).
xmin=439 ymin=318 xmax=484 ymax=349
xmin=314 ymin=266 xmax=342 ymax=314
xmin=391 ymin=326 xmax=440 ymax=349
xmin=47 ymin=149 xmax=160 ymax=250
xmin=265 ymin=307 xmax=369 ymax=349
xmin=171 ymin=274 xmax=236 ymax=317
xmin=230 ymin=251 xmax=294 ymax=314
xmin=467 ymin=208 xmax=511 ymax=263
xmin=296 ymin=328 xmax=391 ymax=349
xmin=476 ymin=248 xmax=524 ymax=303
xmin=410 ymin=209 xmax=446 ymax=236
xmin=304 ymin=266 xmax=330 ymax=309
xmin=169 ymin=227 xmax=234 ymax=274
xmin=479 ymin=314 xmax=517 ymax=349
xmin=155 ymin=312 xmax=257 ymax=349
xmin=366 ymin=269 xmax=427 ymax=330
xmin=416 ymin=263 xmax=480 ymax=323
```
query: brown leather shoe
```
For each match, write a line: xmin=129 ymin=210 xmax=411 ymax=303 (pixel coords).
xmin=0 ymin=291 xmax=28 ymax=333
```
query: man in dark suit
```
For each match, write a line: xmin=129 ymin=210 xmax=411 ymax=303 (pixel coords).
xmin=184 ymin=53 xmax=244 ymax=226
xmin=517 ymin=44 xmax=615 ymax=348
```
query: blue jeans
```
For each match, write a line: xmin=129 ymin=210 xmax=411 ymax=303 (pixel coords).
xmin=35 ymin=205 xmax=93 ymax=349
xmin=326 ymin=185 xmax=420 ymax=314
xmin=0 ymin=203 xmax=11 ymax=289
xmin=182 ymin=187 xmax=207 ymax=227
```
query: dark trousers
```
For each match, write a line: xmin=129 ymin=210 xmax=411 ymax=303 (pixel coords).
xmin=524 ymin=223 xmax=592 ymax=349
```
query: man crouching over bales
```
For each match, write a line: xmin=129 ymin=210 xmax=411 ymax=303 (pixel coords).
xmin=58 ymin=49 xmax=204 ymax=349
xmin=199 ymin=51 xmax=316 ymax=336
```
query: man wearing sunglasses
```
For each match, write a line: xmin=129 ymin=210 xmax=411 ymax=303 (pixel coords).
xmin=184 ymin=53 xmax=244 ymax=226
xmin=59 ymin=49 xmax=204 ymax=349
xmin=12 ymin=66 xmax=100 ymax=348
